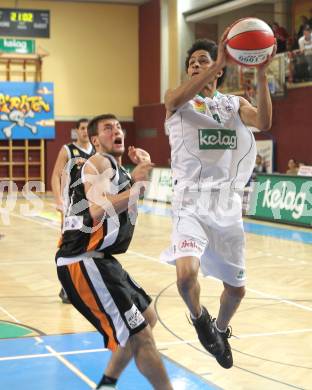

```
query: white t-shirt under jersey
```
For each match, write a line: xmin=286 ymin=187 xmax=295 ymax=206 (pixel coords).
xmin=165 ymin=91 xmax=257 ymax=193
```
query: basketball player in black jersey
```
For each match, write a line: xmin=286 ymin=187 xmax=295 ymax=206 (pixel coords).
xmin=51 ymin=118 xmax=94 ymax=303
xmin=56 ymin=114 xmax=172 ymax=390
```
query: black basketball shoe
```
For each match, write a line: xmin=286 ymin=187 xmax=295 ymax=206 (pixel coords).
xmin=191 ymin=306 xmax=225 ymax=357
xmin=96 ymin=375 xmax=117 ymax=389
xmin=214 ymin=323 xmax=233 ymax=369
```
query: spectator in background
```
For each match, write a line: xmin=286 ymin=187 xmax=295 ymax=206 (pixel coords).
xmin=251 ymin=154 xmax=267 ymax=182
xmin=297 ymin=16 xmax=309 ymax=39
xmin=298 ymin=25 xmax=312 ymax=52
xmin=51 ymin=118 xmax=94 ymax=304
xmin=253 ymin=154 xmax=267 ymax=174
xmin=298 ymin=25 xmax=312 ymax=80
xmin=272 ymin=22 xmax=289 ymax=53
xmin=286 ymin=158 xmax=298 ymax=175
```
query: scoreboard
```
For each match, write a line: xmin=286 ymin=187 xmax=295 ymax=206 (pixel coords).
xmin=0 ymin=8 xmax=50 ymax=38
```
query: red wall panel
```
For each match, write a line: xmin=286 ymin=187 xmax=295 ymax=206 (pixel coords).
xmin=139 ymin=0 xmax=161 ymax=105
xmin=45 ymin=121 xmax=74 ymax=192
xmin=133 ymin=103 xmax=170 ymax=166
xmin=270 ymin=86 xmax=312 ymax=172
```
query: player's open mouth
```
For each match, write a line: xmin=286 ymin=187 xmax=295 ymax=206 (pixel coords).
xmin=114 ymin=137 xmax=123 ymax=145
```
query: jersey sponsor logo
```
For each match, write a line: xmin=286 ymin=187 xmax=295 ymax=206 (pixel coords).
xmin=63 ymin=216 xmax=83 ymax=231
xmin=178 ymin=239 xmax=202 ymax=253
xmin=73 ymin=149 xmax=80 ymax=156
xmin=199 ymin=129 xmax=237 ymax=150
xmin=124 ymin=304 xmax=145 ymax=330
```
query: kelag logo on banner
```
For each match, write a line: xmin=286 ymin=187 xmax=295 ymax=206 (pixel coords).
xmin=0 ymin=82 xmax=55 ymax=139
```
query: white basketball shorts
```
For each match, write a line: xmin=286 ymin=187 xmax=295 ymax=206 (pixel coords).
xmin=160 ymin=190 xmax=246 ymax=287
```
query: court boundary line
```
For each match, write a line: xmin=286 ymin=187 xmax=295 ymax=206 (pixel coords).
xmin=127 ymin=250 xmax=312 ymax=313
xmin=6 ymin=211 xmax=312 ymax=314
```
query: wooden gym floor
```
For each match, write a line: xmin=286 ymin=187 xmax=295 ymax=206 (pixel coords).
xmin=0 ymin=196 xmax=311 ymax=389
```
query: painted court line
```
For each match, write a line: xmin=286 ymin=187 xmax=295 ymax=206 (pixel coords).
xmin=2 ymin=326 xmax=312 ymax=364
xmin=247 ymin=287 xmax=312 ymax=312
xmin=128 ymin=251 xmax=312 ymax=312
xmin=7 ymin=212 xmax=312 ymax=313
xmin=0 ymin=301 xmax=97 ymax=388
xmin=44 ymin=344 xmax=95 ymax=388
xmin=237 ymin=328 xmax=312 ymax=339
xmin=0 ymin=306 xmax=20 ymax=323
xmin=0 ymin=348 xmax=107 ymax=362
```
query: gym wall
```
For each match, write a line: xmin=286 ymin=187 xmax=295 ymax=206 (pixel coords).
xmin=1 ymin=0 xmax=139 ymax=119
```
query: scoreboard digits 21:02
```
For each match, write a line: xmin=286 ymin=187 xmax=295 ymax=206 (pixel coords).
xmin=0 ymin=8 xmax=50 ymax=38
xmin=10 ymin=11 xmax=34 ymax=23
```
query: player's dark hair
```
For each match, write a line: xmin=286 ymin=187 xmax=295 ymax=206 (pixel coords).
xmin=87 ymin=114 xmax=118 ymax=139
xmin=185 ymin=39 xmax=226 ymax=87
xmin=76 ymin=118 xmax=88 ymax=129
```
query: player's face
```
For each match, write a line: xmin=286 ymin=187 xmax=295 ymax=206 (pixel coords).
xmin=76 ymin=121 xmax=89 ymax=143
xmin=188 ymin=50 xmax=213 ymax=78
xmin=96 ymin=119 xmax=125 ymax=157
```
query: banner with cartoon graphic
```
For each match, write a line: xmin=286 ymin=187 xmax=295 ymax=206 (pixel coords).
xmin=0 ymin=82 xmax=54 ymax=139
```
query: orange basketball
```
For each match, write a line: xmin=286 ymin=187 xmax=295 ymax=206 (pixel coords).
xmin=226 ymin=17 xmax=275 ymax=67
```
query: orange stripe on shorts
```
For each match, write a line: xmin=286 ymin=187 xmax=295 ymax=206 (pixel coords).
xmin=68 ymin=262 xmax=118 ymax=351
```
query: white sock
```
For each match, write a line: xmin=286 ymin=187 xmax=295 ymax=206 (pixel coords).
xmin=214 ymin=319 xmax=227 ymax=333
xmin=190 ymin=306 xmax=203 ymax=320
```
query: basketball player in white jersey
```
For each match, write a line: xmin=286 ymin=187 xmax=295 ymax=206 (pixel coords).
xmin=161 ymin=28 xmax=276 ymax=368
xmin=51 ymin=118 xmax=94 ymax=303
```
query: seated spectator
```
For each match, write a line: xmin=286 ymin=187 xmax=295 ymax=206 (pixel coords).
xmin=286 ymin=159 xmax=298 ymax=175
xmin=272 ymin=22 xmax=289 ymax=53
xmin=253 ymin=154 xmax=267 ymax=174
xmin=297 ymin=16 xmax=309 ymax=39
xmin=298 ymin=25 xmax=312 ymax=52
xmin=298 ymin=25 xmax=312 ymax=80
xmin=250 ymin=154 xmax=267 ymax=183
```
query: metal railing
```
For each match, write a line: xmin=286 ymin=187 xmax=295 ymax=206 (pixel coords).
xmin=221 ymin=50 xmax=312 ymax=99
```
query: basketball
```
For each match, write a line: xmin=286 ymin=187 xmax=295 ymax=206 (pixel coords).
xmin=226 ymin=17 xmax=275 ymax=67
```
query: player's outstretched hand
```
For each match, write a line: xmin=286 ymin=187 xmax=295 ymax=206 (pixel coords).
xmin=216 ymin=27 xmax=231 ymax=68
xmin=131 ymin=161 xmax=154 ymax=183
xmin=128 ymin=146 xmax=151 ymax=164
xmin=258 ymin=41 xmax=277 ymax=73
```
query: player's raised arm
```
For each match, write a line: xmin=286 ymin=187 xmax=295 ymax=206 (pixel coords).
xmin=165 ymin=28 xmax=230 ymax=115
xmin=239 ymin=44 xmax=276 ymax=131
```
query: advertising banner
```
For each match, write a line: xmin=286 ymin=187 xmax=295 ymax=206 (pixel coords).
xmin=0 ymin=82 xmax=55 ymax=139
xmin=248 ymin=174 xmax=312 ymax=227
xmin=0 ymin=38 xmax=35 ymax=54
xmin=145 ymin=167 xmax=172 ymax=202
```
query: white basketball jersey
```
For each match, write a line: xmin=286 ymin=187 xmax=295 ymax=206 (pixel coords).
xmin=166 ymin=91 xmax=256 ymax=191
